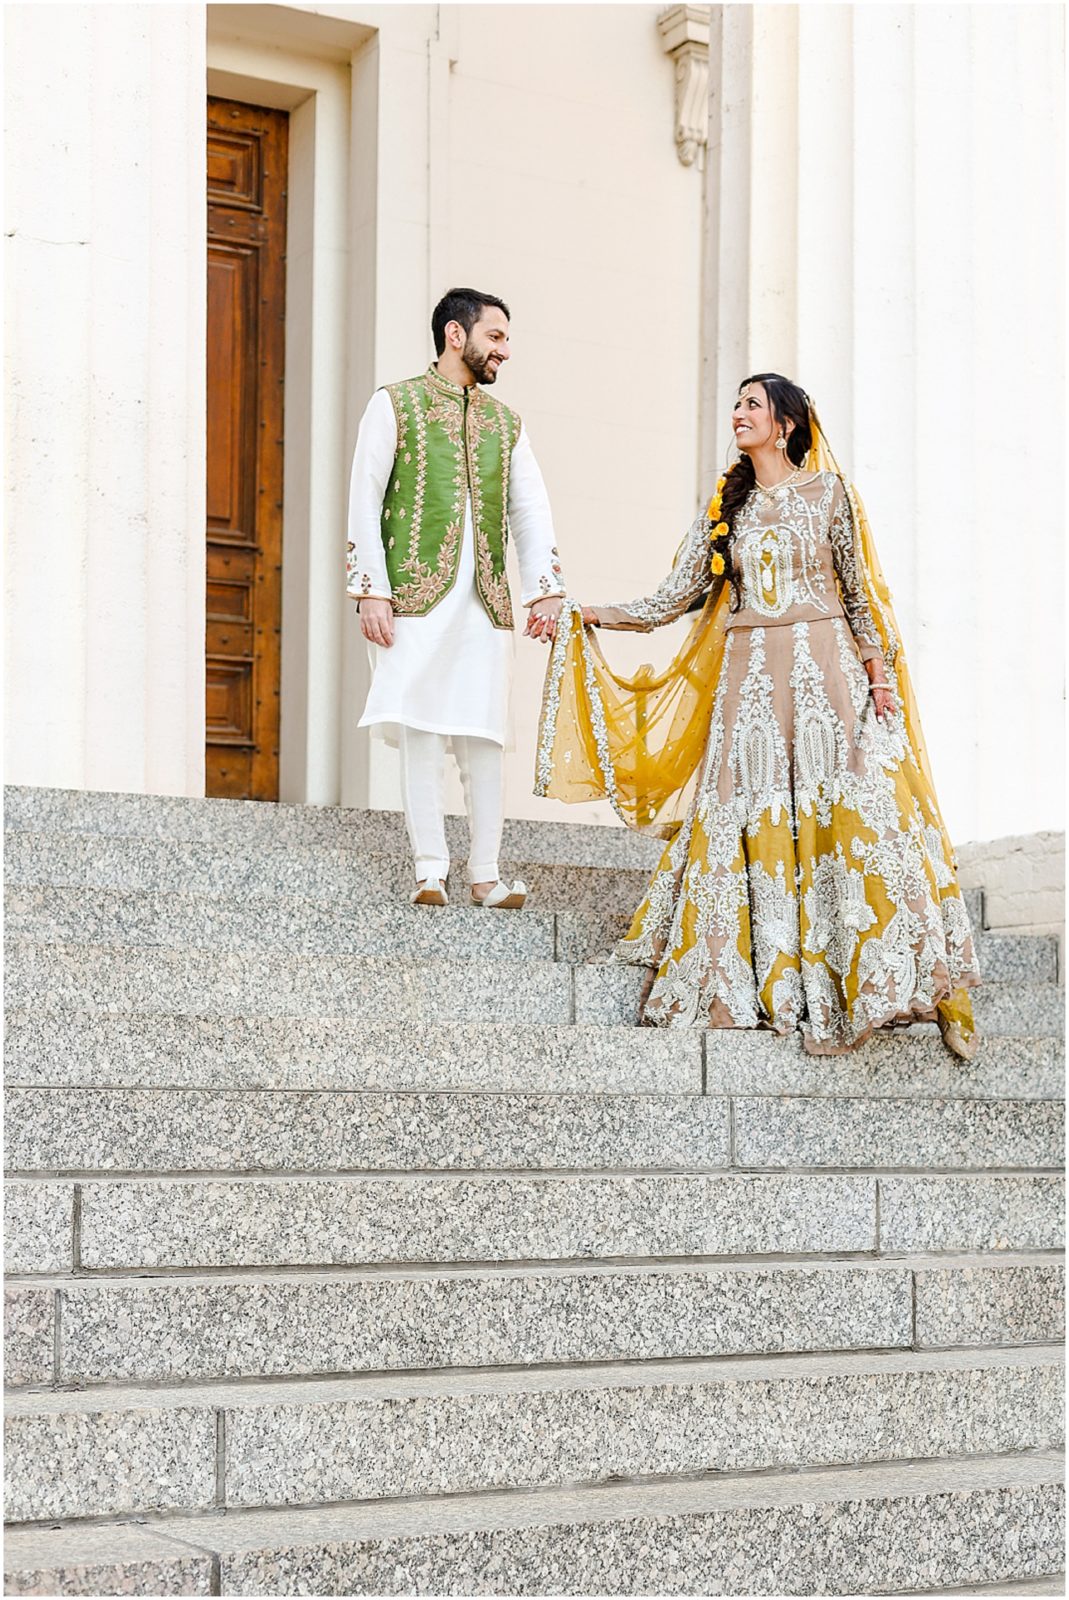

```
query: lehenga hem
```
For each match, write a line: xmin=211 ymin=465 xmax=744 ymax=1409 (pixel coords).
xmin=614 ymin=945 xmax=981 ymax=1060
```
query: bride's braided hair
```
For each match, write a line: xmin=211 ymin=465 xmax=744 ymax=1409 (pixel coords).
xmin=711 ymin=373 xmax=814 ymax=612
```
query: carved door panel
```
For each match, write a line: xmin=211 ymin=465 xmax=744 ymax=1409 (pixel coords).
xmin=206 ymin=97 xmax=287 ymax=800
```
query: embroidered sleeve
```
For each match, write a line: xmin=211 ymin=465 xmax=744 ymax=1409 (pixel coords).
xmin=346 ymin=388 xmax=395 ymax=604
xmin=509 ymin=427 xmax=566 ymax=606
xmin=592 ymin=514 xmax=713 ymax=631
xmin=828 ymin=478 xmax=882 ymax=662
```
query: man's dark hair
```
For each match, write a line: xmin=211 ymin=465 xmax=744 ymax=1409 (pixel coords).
xmin=432 ymin=288 xmax=510 ymax=357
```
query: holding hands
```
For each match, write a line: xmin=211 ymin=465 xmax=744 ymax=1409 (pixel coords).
xmin=524 ymin=597 xmax=564 ymax=643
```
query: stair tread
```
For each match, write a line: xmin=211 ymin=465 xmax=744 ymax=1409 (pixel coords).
xmin=9 ymin=1247 xmax=1064 ymax=1287
xmin=38 ymin=1449 xmax=1068 ymax=1542
xmin=2 ymin=786 xmax=663 ymax=868
xmin=7 ymin=1342 xmax=1064 ymax=1419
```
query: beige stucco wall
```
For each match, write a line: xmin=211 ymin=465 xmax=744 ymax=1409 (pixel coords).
xmin=5 ymin=2 xmax=1063 ymax=870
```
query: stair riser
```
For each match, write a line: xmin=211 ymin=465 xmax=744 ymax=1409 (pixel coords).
xmin=4 ymin=1406 xmax=215 ymax=1521
xmin=6 ymin=946 xmax=1060 ymax=1034
xmin=4 ymin=1536 xmax=212 ymax=1598
xmin=914 ymin=1263 xmax=1066 ymax=1349
xmin=6 ymin=1090 xmax=1062 ymax=1175
xmin=6 ymin=1013 xmax=1057 ymax=1099
xmin=7 ymin=1174 xmax=1064 ymax=1276
xmin=4 ymin=832 xmax=656 ymax=917
xmin=5 ymin=888 xmax=560 ymax=963
xmin=879 ymin=1176 xmax=1066 ymax=1252
xmin=3 ymin=787 xmax=664 ymax=870
xmin=7 ymin=1261 xmax=1060 ymax=1389
xmin=2 ymin=1013 xmax=702 ymax=1095
xmin=705 ymin=1032 xmax=1064 ymax=1099
xmin=558 ymin=916 xmax=1035 ymax=978
xmin=576 ymin=966 xmax=1065 ymax=1035
xmin=6 ymin=945 xmax=574 ymax=1024
xmin=4 ymin=1477 xmax=1063 ymax=1597
xmin=7 ymin=1173 xmax=1060 ymax=1274
xmin=6 ymin=889 xmax=1038 ymax=975
xmin=732 ymin=1097 xmax=1063 ymax=1171
xmin=74 ymin=1175 xmax=880 ymax=1269
xmin=33 ymin=1266 xmax=916 ymax=1386
xmin=172 ymin=1482 xmax=1069 ymax=1598
xmin=4 ymin=1090 xmax=730 ymax=1174
xmin=6 ymin=1361 xmax=1062 ymax=1522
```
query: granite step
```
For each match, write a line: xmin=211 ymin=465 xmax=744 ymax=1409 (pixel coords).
xmin=7 ymin=1170 xmax=1063 ymax=1275
xmin=3 ymin=1086 xmax=730 ymax=1174
xmin=2 ymin=785 xmax=664 ymax=869
xmin=576 ymin=965 xmax=1066 ymax=1036
xmin=904 ymin=1580 xmax=1066 ymax=1598
xmin=5 ymin=1010 xmax=1058 ymax=1099
xmin=5 ymin=1346 xmax=1063 ymax=1522
xmin=3 ymin=828 xmax=658 ymax=917
xmin=3 ymin=1451 xmax=1064 ymax=1595
xmin=4 ymin=885 xmax=562 ymax=963
xmin=704 ymin=1030 xmax=1064 ymax=1100
xmin=5 ymin=944 xmax=1060 ymax=1034
xmin=4 ymin=1086 xmax=1062 ymax=1176
xmin=5 ymin=1253 xmax=1062 ymax=1389
xmin=556 ymin=913 xmax=1037 ymax=976
xmin=5 ymin=942 xmax=575 ymax=1025
xmin=3 ymin=1012 xmax=702 ymax=1094
xmin=5 ymin=883 xmax=1033 ymax=977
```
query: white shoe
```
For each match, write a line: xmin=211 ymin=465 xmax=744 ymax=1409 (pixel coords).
xmin=471 ymin=879 xmax=527 ymax=909
xmin=411 ymin=877 xmax=448 ymax=906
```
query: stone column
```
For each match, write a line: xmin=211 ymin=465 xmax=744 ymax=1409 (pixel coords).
xmin=701 ymin=3 xmax=1064 ymax=842
xmin=4 ymin=3 xmax=206 ymax=796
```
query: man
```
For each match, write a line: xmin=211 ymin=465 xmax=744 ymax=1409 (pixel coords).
xmin=346 ymin=288 xmax=564 ymax=907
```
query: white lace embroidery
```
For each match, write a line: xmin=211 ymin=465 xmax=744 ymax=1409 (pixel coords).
xmin=598 ymin=515 xmax=712 ymax=629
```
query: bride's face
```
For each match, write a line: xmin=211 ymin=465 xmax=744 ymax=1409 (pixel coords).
xmin=732 ymin=384 xmax=777 ymax=454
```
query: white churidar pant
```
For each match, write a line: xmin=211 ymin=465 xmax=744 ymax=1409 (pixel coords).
xmin=398 ymin=727 xmax=504 ymax=883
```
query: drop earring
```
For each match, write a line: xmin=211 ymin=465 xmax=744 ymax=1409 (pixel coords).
xmin=775 ymin=435 xmax=788 ymax=451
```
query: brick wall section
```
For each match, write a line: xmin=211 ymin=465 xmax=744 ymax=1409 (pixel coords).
xmin=957 ymin=831 xmax=1065 ymax=980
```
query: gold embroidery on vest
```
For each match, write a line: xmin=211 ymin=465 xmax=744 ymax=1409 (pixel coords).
xmin=468 ymin=396 xmax=513 ymax=627
xmin=397 ymin=517 xmax=463 ymax=613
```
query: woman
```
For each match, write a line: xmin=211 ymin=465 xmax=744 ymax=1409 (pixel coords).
xmin=534 ymin=375 xmax=980 ymax=1057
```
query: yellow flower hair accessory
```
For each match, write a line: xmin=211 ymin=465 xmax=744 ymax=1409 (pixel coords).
xmin=716 ymin=476 xmax=726 ymax=492
xmin=710 ymin=552 xmax=726 ymax=576
xmin=713 ymin=522 xmax=729 ymax=539
xmin=708 ymin=496 xmax=722 ymax=519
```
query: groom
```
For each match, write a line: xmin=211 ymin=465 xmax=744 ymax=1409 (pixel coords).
xmin=346 ymin=288 xmax=564 ymax=908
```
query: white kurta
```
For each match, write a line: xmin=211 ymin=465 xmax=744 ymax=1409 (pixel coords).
xmin=347 ymin=386 xmax=563 ymax=748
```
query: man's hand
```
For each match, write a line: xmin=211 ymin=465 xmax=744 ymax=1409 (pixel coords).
xmin=360 ymin=597 xmax=395 ymax=648
xmin=524 ymin=597 xmax=563 ymax=643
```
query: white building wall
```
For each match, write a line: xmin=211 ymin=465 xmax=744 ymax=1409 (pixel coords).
xmin=702 ymin=2 xmax=1064 ymax=845
xmin=4 ymin=3 xmax=206 ymax=797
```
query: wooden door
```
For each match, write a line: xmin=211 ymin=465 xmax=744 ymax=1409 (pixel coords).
xmin=205 ymin=98 xmax=288 ymax=800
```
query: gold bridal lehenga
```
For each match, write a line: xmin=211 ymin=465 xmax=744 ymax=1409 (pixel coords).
xmin=535 ymin=412 xmax=980 ymax=1058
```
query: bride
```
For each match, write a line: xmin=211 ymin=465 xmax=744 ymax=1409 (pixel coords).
xmin=534 ymin=374 xmax=980 ymax=1058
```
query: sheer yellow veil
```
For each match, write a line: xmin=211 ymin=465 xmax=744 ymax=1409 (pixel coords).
xmin=534 ymin=405 xmax=958 ymax=868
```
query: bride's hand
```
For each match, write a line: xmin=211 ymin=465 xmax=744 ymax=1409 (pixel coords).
xmin=580 ymin=607 xmax=598 ymax=627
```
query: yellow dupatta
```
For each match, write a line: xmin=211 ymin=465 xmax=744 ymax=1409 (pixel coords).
xmin=533 ymin=413 xmax=976 ymax=1045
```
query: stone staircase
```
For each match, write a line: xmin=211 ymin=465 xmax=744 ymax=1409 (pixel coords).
xmin=3 ymin=783 xmax=1064 ymax=1597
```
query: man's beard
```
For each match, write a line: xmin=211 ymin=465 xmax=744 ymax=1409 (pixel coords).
xmin=463 ymin=339 xmax=499 ymax=384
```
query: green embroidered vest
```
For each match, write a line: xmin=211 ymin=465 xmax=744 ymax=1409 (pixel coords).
xmin=381 ymin=366 xmax=523 ymax=628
